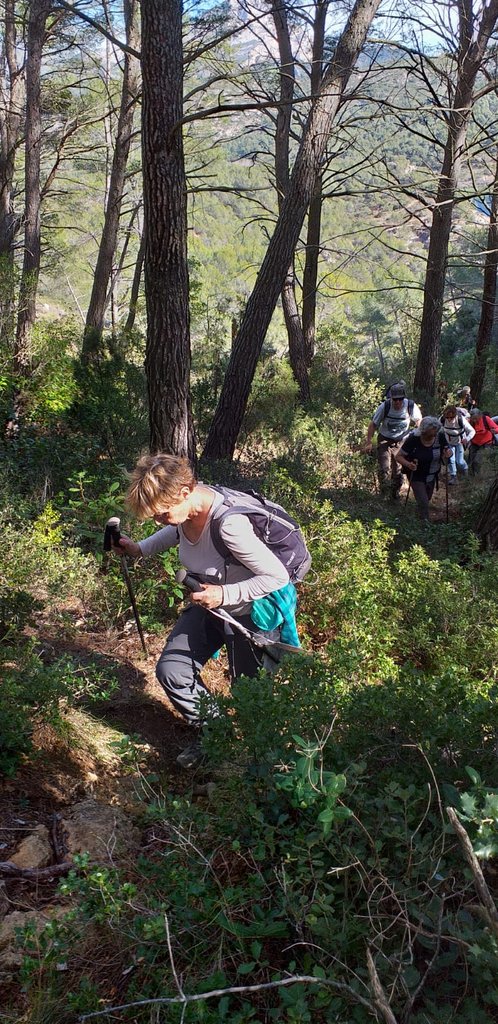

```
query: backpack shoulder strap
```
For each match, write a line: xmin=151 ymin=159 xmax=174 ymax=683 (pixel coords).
xmin=408 ymin=398 xmax=414 ymax=416
xmin=209 ymin=486 xmax=268 ymax=562
xmin=383 ymin=399 xmax=390 ymax=417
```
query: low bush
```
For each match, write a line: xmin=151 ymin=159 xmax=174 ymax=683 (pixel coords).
xmin=0 ymin=650 xmax=118 ymax=776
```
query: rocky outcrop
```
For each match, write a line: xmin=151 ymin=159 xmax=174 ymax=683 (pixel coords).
xmin=8 ymin=825 xmax=52 ymax=870
xmin=61 ymin=798 xmax=140 ymax=862
xmin=0 ymin=907 xmax=68 ymax=972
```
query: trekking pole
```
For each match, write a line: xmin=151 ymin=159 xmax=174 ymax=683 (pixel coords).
xmin=175 ymin=569 xmax=304 ymax=657
xmin=403 ymin=470 xmax=413 ymax=510
xmin=103 ymin=516 xmax=147 ymax=655
xmin=445 ymin=461 xmax=449 ymax=524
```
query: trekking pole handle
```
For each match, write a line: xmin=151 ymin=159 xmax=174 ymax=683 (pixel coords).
xmin=175 ymin=568 xmax=204 ymax=593
xmin=103 ymin=516 xmax=122 ymax=552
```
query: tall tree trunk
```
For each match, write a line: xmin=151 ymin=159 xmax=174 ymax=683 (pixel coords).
xmin=301 ymin=0 xmax=327 ymax=369
xmin=14 ymin=0 xmax=49 ymax=412
xmin=469 ymin=150 xmax=498 ymax=404
xmin=124 ymin=230 xmax=144 ymax=332
xmin=476 ymin=476 xmax=498 ymax=550
xmin=202 ymin=0 xmax=381 ymax=462
xmin=271 ymin=0 xmax=310 ymax=403
xmin=81 ymin=0 xmax=140 ymax=362
xmin=0 ymin=0 xmax=24 ymax=351
xmin=414 ymin=0 xmax=498 ymax=401
xmin=141 ymin=0 xmax=194 ymax=459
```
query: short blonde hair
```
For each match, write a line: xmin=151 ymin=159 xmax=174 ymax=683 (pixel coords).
xmin=126 ymin=453 xmax=196 ymax=518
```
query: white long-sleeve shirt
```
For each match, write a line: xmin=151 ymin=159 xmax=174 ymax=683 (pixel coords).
xmin=138 ymin=487 xmax=289 ymax=617
xmin=441 ymin=414 xmax=475 ymax=446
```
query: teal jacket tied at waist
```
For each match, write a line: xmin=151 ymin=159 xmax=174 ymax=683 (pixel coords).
xmin=250 ymin=582 xmax=300 ymax=648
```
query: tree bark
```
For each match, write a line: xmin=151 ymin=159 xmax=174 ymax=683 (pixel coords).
xmin=476 ymin=475 xmax=498 ymax=550
xmin=81 ymin=0 xmax=140 ymax=362
xmin=0 ymin=0 xmax=24 ymax=351
xmin=141 ymin=0 xmax=195 ymax=459
xmin=13 ymin=0 xmax=49 ymax=424
xmin=202 ymin=0 xmax=381 ymax=463
xmin=469 ymin=150 xmax=498 ymax=404
xmin=124 ymin=229 xmax=144 ymax=333
xmin=301 ymin=0 xmax=328 ymax=370
xmin=414 ymin=0 xmax=498 ymax=401
xmin=271 ymin=0 xmax=310 ymax=403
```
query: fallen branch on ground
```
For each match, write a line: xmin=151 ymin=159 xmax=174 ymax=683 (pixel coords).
xmin=0 ymin=861 xmax=74 ymax=880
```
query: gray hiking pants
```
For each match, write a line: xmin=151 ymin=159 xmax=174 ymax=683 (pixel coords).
xmin=156 ymin=605 xmax=281 ymax=724
xmin=377 ymin=436 xmax=403 ymax=495
xmin=410 ymin=479 xmax=435 ymax=520
xmin=468 ymin=443 xmax=490 ymax=476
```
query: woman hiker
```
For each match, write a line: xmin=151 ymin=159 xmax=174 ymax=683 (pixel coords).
xmin=112 ymin=453 xmax=300 ymax=768
xmin=439 ymin=404 xmax=475 ymax=484
xmin=395 ymin=416 xmax=452 ymax=521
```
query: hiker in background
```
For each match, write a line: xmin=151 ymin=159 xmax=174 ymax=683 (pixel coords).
xmin=384 ymin=379 xmax=406 ymax=399
xmin=395 ymin=416 xmax=452 ymax=521
xmin=457 ymin=386 xmax=477 ymax=417
xmin=112 ymin=453 xmax=299 ymax=768
xmin=362 ymin=383 xmax=422 ymax=499
xmin=440 ymin=404 xmax=475 ymax=484
xmin=467 ymin=409 xmax=498 ymax=476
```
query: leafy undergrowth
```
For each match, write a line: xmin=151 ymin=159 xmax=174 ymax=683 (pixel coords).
xmin=2 ymin=461 xmax=498 ymax=1023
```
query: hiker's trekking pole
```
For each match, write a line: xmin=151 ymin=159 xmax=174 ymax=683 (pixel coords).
xmin=103 ymin=516 xmax=147 ymax=655
xmin=445 ymin=460 xmax=449 ymax=524
xmin=403 ymin=468 xmax=413 ymax=510
xmin=175 ymin=569 xmax=304 ymax=656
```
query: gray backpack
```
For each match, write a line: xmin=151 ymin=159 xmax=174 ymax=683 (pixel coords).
xmin=209 ymin=486 xmax=311 ymax=583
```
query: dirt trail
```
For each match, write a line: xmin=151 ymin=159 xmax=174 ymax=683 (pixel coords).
xmin=403 ymin=451 xmax=498 ymax=522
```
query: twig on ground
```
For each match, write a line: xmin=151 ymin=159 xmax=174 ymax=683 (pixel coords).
xmin=0 ymin=861 xmax=74 ymax=880
xmin=446 ymin=807 xmax=498 ymax=938
xmin=367 ymin=948 xmax=399 ymax=1024
xmin=78 ymin=974 xmax=378 ymax=1021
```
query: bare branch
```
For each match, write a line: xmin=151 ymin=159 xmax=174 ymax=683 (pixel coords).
xmin=53 ymin=0 xmax=141 ymax=59
xmin=446 ymin=807 xmax=498 ymax=938
xmin=79 ymin=973 xmax=378 ymax=1021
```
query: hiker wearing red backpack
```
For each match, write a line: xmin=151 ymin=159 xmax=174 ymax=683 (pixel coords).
xmin=467 ymin=409 xmax=498 ymax=476
xmin=113 ymin=453 xmax=308 ymax=768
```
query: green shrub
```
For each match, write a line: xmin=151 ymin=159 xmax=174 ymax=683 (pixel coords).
xmin=0 ymin=651 xmax=117 ymax=776
xmin=0 ymin=503 xmax=98 ymax=638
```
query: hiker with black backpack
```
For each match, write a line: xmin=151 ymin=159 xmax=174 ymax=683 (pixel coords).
xmin=440 ymin=404 xmax=475 ymax=484
xmin=467 ymin=409 xmax=498 ymax=476
xmin=362 ymin=383 xmax=422 ymax=499
xmin=456 ymin=386 xmax=477 ymax=417
xmin=112 ymin=453 xmax=309 ymax=768
xmin=395 ymin=416 xmax=452 ymax=521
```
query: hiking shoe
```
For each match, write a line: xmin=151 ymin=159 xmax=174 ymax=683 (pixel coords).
xmin=176 ymin=740 xmax=205 ymax=770
xmin=448 ymin=476 xmax=457 ymax=486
